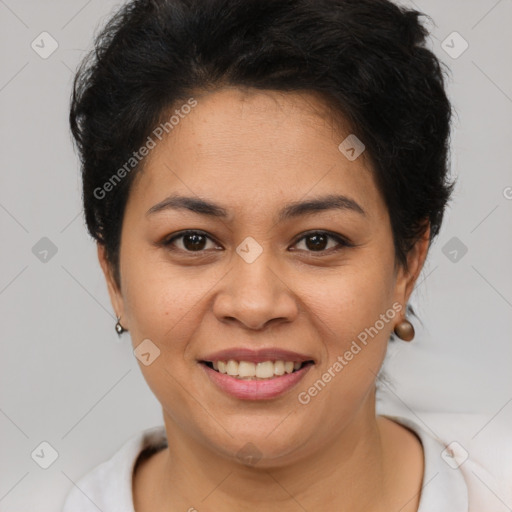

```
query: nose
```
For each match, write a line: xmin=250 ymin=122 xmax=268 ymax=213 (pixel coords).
xmin=212 ymin=249 xmax=299 ymax=331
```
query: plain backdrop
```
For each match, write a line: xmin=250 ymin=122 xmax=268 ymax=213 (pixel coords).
xmin=0 ymin=0 xmax=511 ymax=510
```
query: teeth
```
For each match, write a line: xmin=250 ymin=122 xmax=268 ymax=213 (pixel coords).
xmin=226 ymin=360 xmax=238 ymax=376
xmin=238 ymin=361 xmax=256 ymax=378
xmin=256 ymin=361 xmax=274 ymax=379
xmin=274 ymin=360 xmax=285 ymax=375
xmin=210 ymin=359 xmax=306 ymax=379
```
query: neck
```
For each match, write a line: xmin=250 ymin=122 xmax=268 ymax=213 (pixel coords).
xmin=142 ymin=390 xmax=409 ymax=512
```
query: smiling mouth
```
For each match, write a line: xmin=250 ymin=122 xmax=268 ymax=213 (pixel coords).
xmin=201 ymin=360 xmax=315 ymax=380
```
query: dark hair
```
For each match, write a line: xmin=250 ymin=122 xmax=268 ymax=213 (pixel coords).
xmin=70 ymin=0 xmax=454 ymax=288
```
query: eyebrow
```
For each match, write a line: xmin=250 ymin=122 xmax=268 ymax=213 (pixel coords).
xmin=146 ymin=193 xmax=366 ymax=222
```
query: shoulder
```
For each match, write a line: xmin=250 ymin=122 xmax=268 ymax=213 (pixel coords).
xmin=61 ymin=426 xmax=167 ymax=512
xmin=388 ymin=411 xmax=512 ymax=512
xmin=421 ymin=411 xmax=512 ymax=510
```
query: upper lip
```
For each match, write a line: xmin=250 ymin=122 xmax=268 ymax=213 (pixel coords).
xmin=200 ymin=348 xmax=315 ymax=364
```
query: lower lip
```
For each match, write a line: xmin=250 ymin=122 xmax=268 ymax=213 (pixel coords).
xmin=200 ymin=363 xmax=313 ymax=400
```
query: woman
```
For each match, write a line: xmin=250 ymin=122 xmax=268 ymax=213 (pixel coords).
xmin=62 ymin=0 xmax=511 ymax=510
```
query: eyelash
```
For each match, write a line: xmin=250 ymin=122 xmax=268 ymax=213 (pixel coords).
xmin=161 ymin=229 xmax=353 ymax=256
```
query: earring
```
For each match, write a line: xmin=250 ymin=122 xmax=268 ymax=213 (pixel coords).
xmin=115 ymin=316 xmax=126 ymax=335
xmin=394 ymin=318 xmax=414 ymax=342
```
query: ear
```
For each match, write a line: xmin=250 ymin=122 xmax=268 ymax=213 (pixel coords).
xmin=394 ymin=222 xmax=431 ymax=307
xmin=97 ymin=243 xmax=126 ymax=325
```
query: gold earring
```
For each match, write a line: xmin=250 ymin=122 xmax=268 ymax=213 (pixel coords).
xmin=394 ymin=318 xmax=414 ymax=341
xmin=115 ymin=316 xmax=127 ymax=335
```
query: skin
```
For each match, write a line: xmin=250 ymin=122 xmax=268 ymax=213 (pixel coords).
xmin=99 ymin=87 xmax=429 ymax=512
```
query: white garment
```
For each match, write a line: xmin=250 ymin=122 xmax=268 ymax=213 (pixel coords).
xmin=61 ymin=413 xmax=512 ymax=512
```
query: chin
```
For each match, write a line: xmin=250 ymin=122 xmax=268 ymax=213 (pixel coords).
xmin=203 ymin=416 xmax=316 ymax=468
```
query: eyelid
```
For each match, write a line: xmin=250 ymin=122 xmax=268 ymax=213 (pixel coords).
xmin=291 ymin=230 xmax=353 ymax=249
xmin=161 ymin=229 xmax=353 ymax=254
xmin=162 ymin=229 xmax=221 ymax=250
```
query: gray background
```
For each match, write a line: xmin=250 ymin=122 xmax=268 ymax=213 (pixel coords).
xmin=0 ymin=0 xmax=511 ymax=510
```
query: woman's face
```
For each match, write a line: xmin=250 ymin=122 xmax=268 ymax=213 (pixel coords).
xmin=100 ymin=87 xmax=425 ymax=465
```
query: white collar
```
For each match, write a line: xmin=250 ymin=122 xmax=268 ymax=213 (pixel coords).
xmin=64 ymin=416 xmax=468 ymax=511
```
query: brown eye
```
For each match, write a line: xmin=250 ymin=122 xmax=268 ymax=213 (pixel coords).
xmin=163 ymin=230 xmax=218 ymax=252
xmin=182 ymin=233 xmax=207 ymax=251
xmin=293 ymin=231 xmax=351 ymax=253
xmin=304 ymin=233 xmax=329 ymax=251
xmin=162 ymin=229 xmax=351 ymax=255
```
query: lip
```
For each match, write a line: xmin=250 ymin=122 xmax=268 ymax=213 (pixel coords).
xmin=200 ymin=361 xmax=313 ymax=400
xmin=200 ymin=347 xmax=315 ymax=364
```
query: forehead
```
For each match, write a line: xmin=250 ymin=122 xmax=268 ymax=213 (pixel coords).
xmin=127 ymin=87 xmax=384 ymax=221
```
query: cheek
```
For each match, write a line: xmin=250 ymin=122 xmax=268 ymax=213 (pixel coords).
xmin=119 ymin=258 xmax=219 ymax=421
xmin=306 ymin=260 xmax=397 ymax=343
xmin=120 ymin=253 xmax=225 ymax=350
xmin=300 ymin=251 xmax=398 ymax=405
